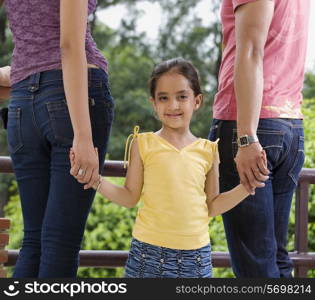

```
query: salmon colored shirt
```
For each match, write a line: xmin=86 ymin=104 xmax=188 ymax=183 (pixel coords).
xmin=213 ymin=0 xmax=310 ymax=120
xmin=129 ymin=132 xmax=219 ymax=250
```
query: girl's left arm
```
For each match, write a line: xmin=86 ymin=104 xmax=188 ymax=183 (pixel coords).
xmin=205 ymin=156 xmax=249 ymax=218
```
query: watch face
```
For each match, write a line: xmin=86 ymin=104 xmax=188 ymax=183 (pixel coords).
xmin=239 ymin=136 xmax=249 ymax=146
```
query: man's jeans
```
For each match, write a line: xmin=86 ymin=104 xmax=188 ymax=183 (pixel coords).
xmin=7 ymin=68 xmax=114 ymax=277
xmin=208 ymin=118 xmax=305 ymax=277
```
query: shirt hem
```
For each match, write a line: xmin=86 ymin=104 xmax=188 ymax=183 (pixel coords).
xmin=133 ymin=230 xmax=210 ymax=250
xmin=11 ymin=60 xmax=108 ymax=85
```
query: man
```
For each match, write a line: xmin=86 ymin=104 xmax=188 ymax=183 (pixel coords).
xmin=209 ymin=0 xmax=310 ymax=277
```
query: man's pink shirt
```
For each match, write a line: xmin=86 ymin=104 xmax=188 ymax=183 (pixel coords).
xmin=213 ymin=0 xmax=310 ymax=120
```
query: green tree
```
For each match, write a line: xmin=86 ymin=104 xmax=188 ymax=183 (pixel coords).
xmin=303 ymin=72 xmax=315 ymax=99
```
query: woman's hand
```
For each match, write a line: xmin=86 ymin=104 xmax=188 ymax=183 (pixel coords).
xmin=0 ymin=66 xmax=11 ymax=87
xmin=70 ymin=138 xmax=99 ymax=189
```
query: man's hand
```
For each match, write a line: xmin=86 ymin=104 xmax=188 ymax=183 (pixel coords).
xmin=234 ymin=142 xmax=269 ymax=195
xmin=0 ymin=66 xmax=11 ymax=87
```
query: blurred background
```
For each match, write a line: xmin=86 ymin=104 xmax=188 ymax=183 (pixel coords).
xmin=0 ymin=0 xmax=314 ymax=277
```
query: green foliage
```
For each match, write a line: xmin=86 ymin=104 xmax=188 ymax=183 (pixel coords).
xmin=302 ymin=99 xmax=315 ymax=277
xmin=3 ymin=181 xmax=23 ymax=277
xmin=104 ymin=43 xmax=159 ymax=159
xmin=0 ymin=6 xmax=13 ymax=66
xmin=303 ymin=72 xmax=315 ymax=99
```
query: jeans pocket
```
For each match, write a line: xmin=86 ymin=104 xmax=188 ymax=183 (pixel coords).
xmin=46 ymin=100 xmax=73 ymax=146
xmin=257 ymin=129 xmax=284 ymax=168
xmin=89 ymin=93 xmax=115 ymax=128
xmin=288 ymin=136 xmax=305 ymax=186
xmin=232 ymin=128 xmax=284 ymax=170
xmin=7 ymin=107 xmax=23 ymax=153
xmin=208 ymin=124 xmax=219 ymax=141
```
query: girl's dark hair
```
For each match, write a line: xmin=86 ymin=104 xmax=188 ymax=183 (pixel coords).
xmin=149 ymin=58 xmax=202 ymax=97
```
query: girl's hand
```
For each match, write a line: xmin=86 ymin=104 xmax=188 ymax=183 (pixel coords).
xmin=70 ymin=138 xmax=99 ymax=189
xmin=0 ymin=66 xmax=11 ymax=87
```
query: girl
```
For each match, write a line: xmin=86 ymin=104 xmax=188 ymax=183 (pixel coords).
xmin=72 ymin=58 xmax=267 ymax=278
xmin=2 ymin=0 xmax=114 ymax=278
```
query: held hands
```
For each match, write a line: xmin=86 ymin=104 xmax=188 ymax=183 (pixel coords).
xmin=0 ymin=66 xmax=11 ymax=87
xmin=234 ymin=142 xmax=269 ymax=195
xmin=69 ymin=139 xmax=100 ymax=190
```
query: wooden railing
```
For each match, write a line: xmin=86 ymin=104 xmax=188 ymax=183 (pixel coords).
xmin=0 ymin=218 xmax=10 ymax=278
xmin=1 ymin=157 xmax=315 ymax=277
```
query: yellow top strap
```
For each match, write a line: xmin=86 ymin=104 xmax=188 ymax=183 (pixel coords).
xmin=123 ymin=125 xmax=140 ymax=168
xmin=214 ymin=138 xmax=220 ymax=144
xmin=213 ymin=138 xmax=220 ymax=163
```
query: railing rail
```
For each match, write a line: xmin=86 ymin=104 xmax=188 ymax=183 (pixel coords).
xmin=1 ymin=156 xmax=315 ymax=277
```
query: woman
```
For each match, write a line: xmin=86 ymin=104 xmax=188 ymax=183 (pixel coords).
xmin=1 ymin=0 xmax=114 ymax=277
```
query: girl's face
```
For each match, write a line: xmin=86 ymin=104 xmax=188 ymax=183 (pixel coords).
xmin=151 ymin=72 xmax=202 ymax=130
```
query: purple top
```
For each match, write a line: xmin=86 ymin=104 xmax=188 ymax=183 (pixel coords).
xmin=4 ymin=0 xmax=108 ymax=85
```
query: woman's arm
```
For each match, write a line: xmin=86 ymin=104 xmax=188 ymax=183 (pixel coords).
xmin=60 ymin=0 xmax=98 ymax=188
xmin=205 ymin=155 xmax=251 ymax=218
xmin=0 ymin=66 xmax=11 ymax=101
xmin=0 ymin=87 xmax=10 ymax=101
xmin=71 ymin=139 xmax=144 ymax=208
xmin=0 ymin=66 xmax=11 ymax=87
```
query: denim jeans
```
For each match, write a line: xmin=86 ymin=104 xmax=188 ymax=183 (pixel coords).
xmin=208 ymin=118 xmax=305 ymax=278
xmin=7 ymin=68 xmax=114 ymax=278
xmin=124 ymin=238 xmax=212 ymax=278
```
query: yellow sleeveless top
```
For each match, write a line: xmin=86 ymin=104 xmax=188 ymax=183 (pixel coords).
xmin=125 ymin=127 xmax=219 ymax=250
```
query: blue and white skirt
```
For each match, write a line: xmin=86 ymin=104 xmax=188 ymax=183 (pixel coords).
xmin=124 ymin=238 xmax=212 ymax=278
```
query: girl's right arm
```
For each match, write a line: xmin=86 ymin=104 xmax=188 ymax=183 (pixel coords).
xmin=71 ymin=139 xmax=144 ymax=208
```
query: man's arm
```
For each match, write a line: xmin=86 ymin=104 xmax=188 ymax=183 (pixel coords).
xmin=234 ymin=0 xmax=273 ymax=193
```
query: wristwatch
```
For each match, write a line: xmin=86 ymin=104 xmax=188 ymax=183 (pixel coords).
xmin=237 ymin=134 xmax=258 ymax=148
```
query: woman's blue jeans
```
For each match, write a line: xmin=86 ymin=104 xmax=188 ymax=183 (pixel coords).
xmin=209 ymin=118 xmax=305 ymax=278
xmin=7 ymin=68 xmax=114 ymax=278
